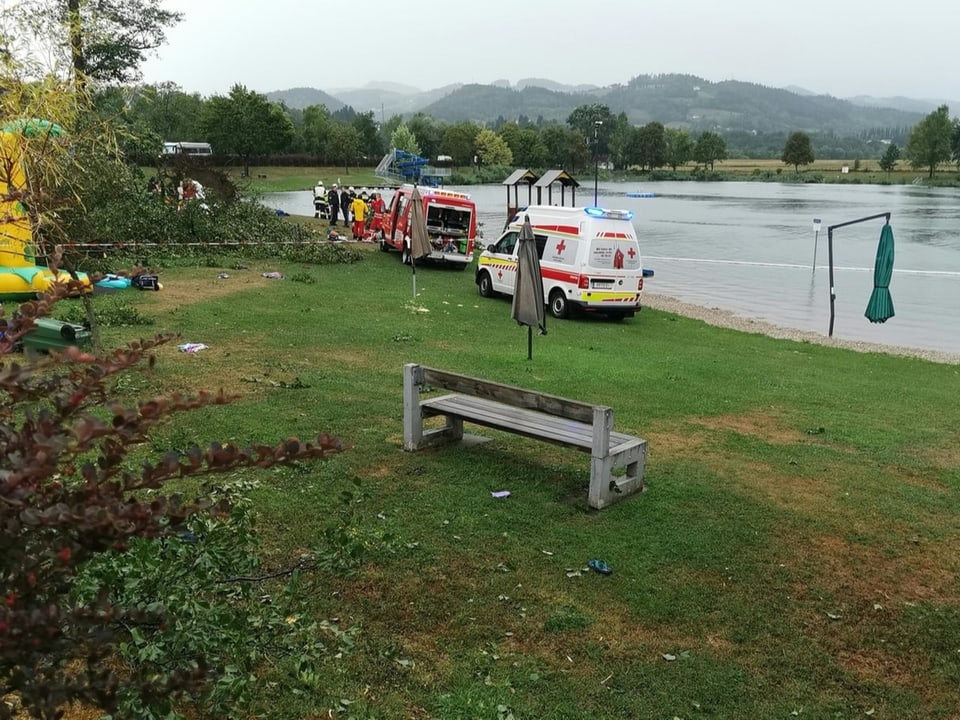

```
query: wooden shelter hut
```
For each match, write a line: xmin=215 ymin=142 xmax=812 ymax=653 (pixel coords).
xmin=534 ymin=169 xmax=579 ymax=207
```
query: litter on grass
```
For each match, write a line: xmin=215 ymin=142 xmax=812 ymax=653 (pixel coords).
xmin=491 ymin=490 xmax=511 ymax=499
xmin=261 ymin=271 xmax=284 ymax=279
xmin=178 ymin=343 xmax=208 ymax=353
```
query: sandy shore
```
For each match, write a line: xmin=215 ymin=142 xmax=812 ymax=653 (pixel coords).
xmin=643 ymin=293 xmax=960 ymax=365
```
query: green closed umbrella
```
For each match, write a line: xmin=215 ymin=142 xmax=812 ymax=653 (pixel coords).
xmin=864 ymin=223 xmax=895 ymax=323
xmin=2 ymin=118 xmax=66 ymax=137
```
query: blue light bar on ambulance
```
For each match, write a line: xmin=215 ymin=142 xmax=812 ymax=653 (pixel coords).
xmin=584 ymin=207 xmax=634 ymax=221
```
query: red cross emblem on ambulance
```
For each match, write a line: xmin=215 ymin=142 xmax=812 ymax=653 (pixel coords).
xmin=556 ymin=239 xmax=567 ymax=255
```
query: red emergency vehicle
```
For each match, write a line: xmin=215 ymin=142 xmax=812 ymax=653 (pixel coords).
xmin=379 ymin=184 xmax=477 ymax=269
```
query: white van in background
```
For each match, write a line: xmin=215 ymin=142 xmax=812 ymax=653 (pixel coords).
xmin=161 ymin=141 xmax=213 ymax=157
xmin=476 ymin=205 xmax=644 ymax=320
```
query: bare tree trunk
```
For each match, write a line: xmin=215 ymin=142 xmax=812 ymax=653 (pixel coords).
xmin=67 ymin=0 xmax=86 ymax=92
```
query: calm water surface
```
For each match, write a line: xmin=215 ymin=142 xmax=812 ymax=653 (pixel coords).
xmin=266 ymin=181 xmax=960 ymax=354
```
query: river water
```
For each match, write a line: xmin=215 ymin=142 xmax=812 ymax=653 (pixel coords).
xmin=264 ymin=181 xmax=960 ymax=355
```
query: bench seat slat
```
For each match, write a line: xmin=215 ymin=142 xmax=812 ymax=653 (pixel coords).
xmin=422 ymin=394 xmax=636 ymax=453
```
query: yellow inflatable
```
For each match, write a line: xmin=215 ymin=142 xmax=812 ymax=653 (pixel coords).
xmin=0 ymin=120 xmax=91 ymax=300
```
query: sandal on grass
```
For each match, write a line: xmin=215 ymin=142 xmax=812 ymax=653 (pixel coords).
xmin=588 ymin=559 xmax=612 ymax=575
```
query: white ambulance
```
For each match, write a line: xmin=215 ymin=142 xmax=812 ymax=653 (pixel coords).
xmin=475 ymin=205 xmax=644 ymax=320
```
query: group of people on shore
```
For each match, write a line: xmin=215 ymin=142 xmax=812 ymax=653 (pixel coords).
xmin=146 ymin=175 xmax=206 ymax=210
xmin=315 ymin=182 xmax=386 ymax=241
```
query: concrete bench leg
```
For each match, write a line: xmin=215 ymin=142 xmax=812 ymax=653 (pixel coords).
xmin=588 ymin=406 xmax=647 ymax=509
xmin=589 ymin=440 xmax=648 ymax=509
xmin=403 ymin=363 xmax=464 ymax=450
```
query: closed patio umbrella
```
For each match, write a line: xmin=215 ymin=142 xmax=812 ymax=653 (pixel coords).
xmin=511 ymin=215 xmax=547 ymax=359
xmin=407 ymin=186 xmax=431 ymax=299
xmin=864 ymin=223 xmax=895 ymax=323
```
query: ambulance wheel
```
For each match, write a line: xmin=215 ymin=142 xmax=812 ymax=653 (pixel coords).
xmin=549 ymin=290 xmax=569 ymax=319
xmin=478 ymin=271 xmax=495 ymax=298
xmin=379 ymin=237 xmax=390 ymax=252
xmin=401 ymin=246 xmax=411 ymax=265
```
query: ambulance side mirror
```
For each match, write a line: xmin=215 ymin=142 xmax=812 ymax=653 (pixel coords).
xmin=487 ymin=243 xmax=496 ymax=252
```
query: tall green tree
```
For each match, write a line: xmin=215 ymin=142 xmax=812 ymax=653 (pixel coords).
xmin=199 ymin=84 xmax=295 ymax=177
xmin=566 ymin=103 xmax=615 ymax=141
xmin=124 ymin=83 xmax=205 ymax=145
xmin=693 ymin=131 xmax=727 ymax=170
xmin=301 ymin=104 xmax=333 ymax=159
xmin=632 ymin=122 xmax=667 ymax=171
xmin=475 ymin=128 xmax=513 ymax=166
xmin=514 ymin=127 xmax=549 ymax=168
xmin=905 ymin=104 xmax=953 ymax=178
xmin=407 ymin=114 xmax=442 ymax=160
xmin=391 ymin=124 xmax=421 ymax=156
xmin=951 ymin=119 xmax=960 ymax=169
xmin=878 ymin=143 xmax=900 ymax=174
xmin=329 ymin=122 xmax=361 ymax=173
xmin=441 ymin=121 xmax=481 ymax=166
xmin=352 ymin=111 xmax=382 ymax=164
xmin=664 ymin=127 xmax=694 ymax=170
xmin=8 ymin=0 xmax=181 ymax=88
xmin=607 ymin=112 xmax=633 ymax=170
xmin=540 ymin=125 xmax=590 ymax=173
xmin=781 ymin=131 xmax=815 ymax=173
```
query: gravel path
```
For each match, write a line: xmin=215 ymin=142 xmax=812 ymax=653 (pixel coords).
xmin=643 ymin=293 xmax=960 ymax=365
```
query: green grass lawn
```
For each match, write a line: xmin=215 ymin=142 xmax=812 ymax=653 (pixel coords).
xmin=94 ymin=248 xmax=960 ymax=719
xmin=227 ymin=166 xmax=390 ymax=193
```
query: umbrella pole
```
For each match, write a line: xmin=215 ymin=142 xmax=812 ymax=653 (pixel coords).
xmin=527 ymin=327 xmax=532 ymax=360
xmin=828 ymin=227 xmax=836 ymax=336
xmin=826 ymin=212 xmax=891 ymax=336
xmin=411 ymin=255 xmax=417 ymax=299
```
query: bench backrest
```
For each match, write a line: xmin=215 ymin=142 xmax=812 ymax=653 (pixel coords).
xmin=410 ymin=364 xmax=605 ymax=424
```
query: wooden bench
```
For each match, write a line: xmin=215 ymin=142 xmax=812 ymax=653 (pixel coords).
xmin=402 ymin=363 xmax=648 ymax=509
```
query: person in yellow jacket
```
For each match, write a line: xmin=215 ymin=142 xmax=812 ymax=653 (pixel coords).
xmin=350 ymin=195 xmax=368 ymax=240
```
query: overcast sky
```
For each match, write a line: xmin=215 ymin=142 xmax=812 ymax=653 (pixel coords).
xmin=141 ymin=0 xmax=959 ymax=102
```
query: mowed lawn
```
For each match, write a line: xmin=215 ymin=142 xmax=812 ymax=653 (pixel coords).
xmin=96 ymin=247 xmax=960 ymax=719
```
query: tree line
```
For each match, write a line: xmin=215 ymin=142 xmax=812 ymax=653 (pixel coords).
xmin=107 ymin=83 xmax=960 ymax=179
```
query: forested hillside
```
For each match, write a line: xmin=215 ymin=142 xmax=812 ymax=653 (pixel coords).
xmin=418 ymin=74 xmax=923 ymax=135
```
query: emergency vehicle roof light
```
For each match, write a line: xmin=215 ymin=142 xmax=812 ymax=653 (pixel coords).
xmin=584 ymin=207 xmax=634 ymax=221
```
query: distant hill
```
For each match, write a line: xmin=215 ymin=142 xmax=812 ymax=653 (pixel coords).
xmin=267 ymin=74 xmax=937 ymax=136
xmin=269 ymin=83 xmax=462 ymax=117
xmin=419 ymin=74 xmax=925 ymax=134
xmin=265 ymin=87 xmax=343 ymax=112
xmin=516 ymin=78 xmax=600 ymax=93
xmin=845 ymin=94 xmax=959 ymax=114
xmin=329 ymin=81 xmax=423 ymax=95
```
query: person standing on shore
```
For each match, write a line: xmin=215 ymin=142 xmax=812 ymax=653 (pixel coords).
xmin=340 ymin=186 xmax=351 ymax=226
xmin=327 ymin=183 xmax=341 ymax=226
xmin=350 ymin=194 xmax=368 ymax=240
xmin=368 ymin=192 xmax=386 ymax=238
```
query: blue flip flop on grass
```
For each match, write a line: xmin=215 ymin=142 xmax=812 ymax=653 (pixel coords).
xmin=588 ymin=559 xmax=612 ymax=575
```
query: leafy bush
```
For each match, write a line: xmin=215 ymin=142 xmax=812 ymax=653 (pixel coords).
xmin=0 ymin=289 xmax=345 ymax=719
xmin=54 ymin=294 xmax=154 ymax=327
xmin=55 ymin=162 xmax=363 ymax=271
xmin=73 ymin=481 xmax=356 ymax=719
